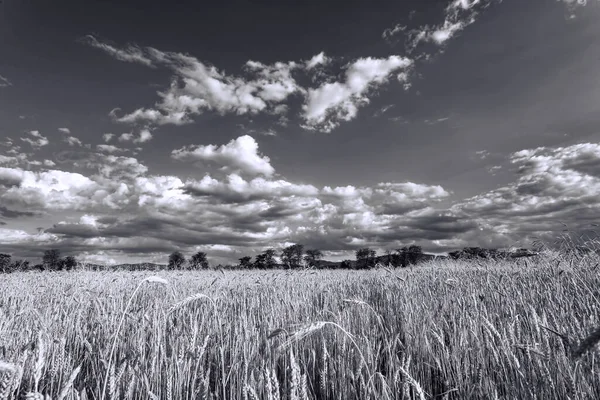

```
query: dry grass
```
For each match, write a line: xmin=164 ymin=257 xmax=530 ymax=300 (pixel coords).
xmin=1 ymin=253 xmax=600 ymax=399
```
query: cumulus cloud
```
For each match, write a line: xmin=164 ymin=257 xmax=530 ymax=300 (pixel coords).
xmin=454 ymin=142 xmax=600 ymax=246
xmin=118 ymin=129 xmax=153 ymax=144
xmin=172 ymin=135 xmax=275 ymax=177
xmin=20 ymin=131 xmax=49 ymax=148
xmin=302 ymin=56 xmax=413 ymax=132
xmin=305 ymin=52 xmax=331 ymax=69
xmin=88 ymin=37 xmax=412 ymax=132
xmin=102 ymin=133 xmax=115 ymax=142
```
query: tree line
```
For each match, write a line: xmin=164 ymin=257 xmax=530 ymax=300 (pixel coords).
xmin=0 ymin=244 xmax=429 ymax=273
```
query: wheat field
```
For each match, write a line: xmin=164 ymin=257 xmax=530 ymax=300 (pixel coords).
xmin=1 ymin=253 xmax=600 ymax=399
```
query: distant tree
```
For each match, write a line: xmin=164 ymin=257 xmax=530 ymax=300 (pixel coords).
xmin=384 ymin=249 xmax=393 ymax=267
xmin=304 ymin=249 xmax=323 ymax=268
xmin=43 ymin=249 xmax=62 ymax=270
xmin=396 ymin=247 xmax=409 ymax=268
xmin=190 ymin=251 xmax=209 ymax=269
xmin=262 ymin=249 xmax=277 ymax=269
xmin=253 ymin=253 xmax=267 ymax=269
xmin=61 ymin=256 xmax=78 ymax=271
xmin=11 ymin=259 xmax=30 ymax=272
xmin=0 ymin=253 xmax=11 ymax=273
xmin=407 ymin=245 xmax=423 ymax=265
xmin=239 ymin=256 xmax=252 ymax=269
xmin=355 ymin=248 xmax=376 ymax=269
xmin=281 ymin=244 xmax=304 ymax=269
xmin=168 ymin=251 xmax=186 ymax=270
xmin=340 ymin=259 xmax=353 ymax=269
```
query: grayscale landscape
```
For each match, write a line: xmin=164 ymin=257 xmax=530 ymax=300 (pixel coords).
xmin=1 ymin=0 xmax=600 ymax=398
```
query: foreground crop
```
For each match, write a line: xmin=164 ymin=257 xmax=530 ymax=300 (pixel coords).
xmin=0 ymin=257 xmax=599 ymax=399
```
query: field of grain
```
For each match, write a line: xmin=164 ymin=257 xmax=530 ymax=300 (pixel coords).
xmin=1 ymin=254 xmax=600 ymax=399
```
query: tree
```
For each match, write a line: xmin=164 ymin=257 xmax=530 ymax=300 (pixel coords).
xmin=190 ymin=251 xmax=209 ymax=269
xmin=168 ymin=251 xmax=186 ymax=270
xmin=303 ymin=249 xmax=323 ymax=268
xmin=0 ymin=253 xmax=11 ymax=273
xmin=340 ymin=259 xmax=353 ymax=269
xmin=10 ymin=259 xmax=29 ymax=272
xmin=239 ymin=256 xmax=252 ymax=269
xmin=253 ymin=249 xmax=278 ymax=269
xmin=281 ymin=244 xmax=304 ymax=269
xmin=384 ymin=249 xmax=393 ymax=267
xmin=43 ymin=249 xmax=61 ymax=270
xmin=355 ymin=248 xmax=376 ymax=269
xmin=396 ymin=247 xmax=409 ymax=268
xmin=408 ymin=245 xmax=423 ymax=265
xmin=61 ymin=256 xmax=78 ymax=271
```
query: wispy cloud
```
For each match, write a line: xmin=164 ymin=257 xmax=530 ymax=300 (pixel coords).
xmin=0 ymin=75 xmax=12 ymax=88
xmin=384 ymin=0 xmax=501 ymax=55
xmin=80 ymin=35 xmax=154 ymax=67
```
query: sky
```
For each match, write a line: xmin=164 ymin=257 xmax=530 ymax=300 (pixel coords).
xmin=1 ymin=0 xmax=600 ymax=265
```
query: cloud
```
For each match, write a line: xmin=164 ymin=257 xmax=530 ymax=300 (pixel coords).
xmin=80 ymin=35 xmax=154 ymax=66
xmin=172 ymin=135 xmax=275 ymax=177
xmin=453 ymin=142 xmax=600 ymax=245
xmin=118 ymin=130 xmax=152 ymax=144
xmin=0 ymin=75 xmax=11 ymax=88
xmin=88 ymin=37 xmax=410 ymax=132
xmin=383 ymin=0 xmax=500 ymax=56
xmin=302 ymin=56 xmax=413 ymax=132
xmin=0 ymin=206 xmax=36 ymax=219
xmin=20 ymin=131 xmax=49 ymax=148
xmin=96 ymin=144 xmax=129 ymax=154
xmin=305 ymin=52 xmax=331 ymax=69
xmin=102 ymin=133 xmax=115 ymax=142
xmin=183 ymin=173 xmax=319 ymax=203
xmin=63 ymin=134 xmax=83 ymax=147
xmin=58 ymin=128 xmax=71 ymax=134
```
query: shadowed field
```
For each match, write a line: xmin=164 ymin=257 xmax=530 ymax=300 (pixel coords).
xmin=1 ymin=255 xmax=600 ymax=399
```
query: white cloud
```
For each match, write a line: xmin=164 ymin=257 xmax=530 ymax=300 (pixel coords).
xmin=102 ymin=133 xmax=115 ymax=142
xmin=20 ymin=131 xmax=49 ymax=148
xmin=136 ymin=129 xmax=153 ymax=143
xmin=118 ymin=129 xmax=153 ymax=144
xmin=58 ymin=128 xmax=71 ymax=134
xmin=88 ymin=38 xmax=416 ymax=132
xmin=81 ymin=35 xmax=154 ymax=66
xmin=64 ymin=136 xmax=83 ymax=147
xmin=97 ymin=144 xmax=128 ymax=154
xmin=172 ymin=135 xmax=275 ymax=177
xmin=383 ymin=0 xmax=499 ymax=54
xmin=0 ymin=75 xmax=11 ymax=88
xmin=302 ymin=56 xmax=412 ymax=132
xmin=305 ymin=52 xmax=331 ymax=69
xmin=184 ymin=173 xmax=319 ymax=203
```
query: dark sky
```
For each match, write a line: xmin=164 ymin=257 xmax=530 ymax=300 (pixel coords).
xmin=1 ymin=0 xmax=599 ymax=265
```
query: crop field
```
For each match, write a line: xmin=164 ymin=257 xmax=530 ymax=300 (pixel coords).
xmin=1 ymin=254 xmax=600 ymax=399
